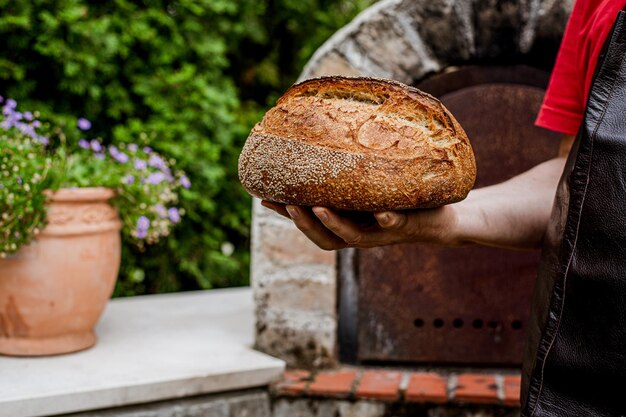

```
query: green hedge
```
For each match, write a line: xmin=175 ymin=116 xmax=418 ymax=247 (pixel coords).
xmin=0 ymin=0 xmax=374 ymax=295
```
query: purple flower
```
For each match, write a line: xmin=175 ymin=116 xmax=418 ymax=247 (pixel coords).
xmin=155 ymin=204 xmax=167 ymax=218
xmin=23 ymin=111 xmax=33 ymax=121
xmin=137 ymin=216 xmax=150 ymax=230
xmin=95 ymin=153 xmax=105 ymax=160
xmin=37 ymin=135 xmax=49 ymax=146
xmin=32 ymin=120 xmax=41 ymax=128
xmin=148 ymin=154 xmax=165 ymax=169
xmin=5 ymin=99 xmax=16 ymax=109
xmin=78 ymin=139 xmax=90 ymax=149
xmin=109 ymin=146 xmax=129 ymax=163
xmin=128 ymin=144 xmax=138 ymax=152
xmin=77 ymin=118 xmax=91 ymax=131
xmin=180 ymin=175 xmax=191 ymax=189
xmin=18 ymin=123 xmax=34 ymax=137
xmin=115 ymin=152 xmax=129 ymax=163
xmin=168 ymin=207 xmax=181 ymax=223
xmin=134 ymin=159 xmax=147 ymax=170
xmin=16 ymin=176 xmax=22 ymax=184
xmin=90 ymin=139 xmax=102 ymax=153
xmin=146 ymin=172 xmax=166 ymax=185
xmin=135 ymin=216 xmax=150 ymax=238
xmin=143 ymin=146 xmax=153 ymax=154
xmin=123 ymin=175 xmax=134 ymax=184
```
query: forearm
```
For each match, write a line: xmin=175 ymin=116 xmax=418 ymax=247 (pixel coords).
xmin=448 ymin=156 xmax=567 ymax=250
xmin=445 ymin=134 xmax=575 ymax=250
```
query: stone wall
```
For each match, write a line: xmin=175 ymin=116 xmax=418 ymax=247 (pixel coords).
xmin=65 ymin=390 xmax=270 ymax=417
xmin=252 ymin=0 xmax=574 ymax=369
xmin=252 ymin=200 xmax=338 ymax=368
xmin=273 ymin=399 xmax=519 ymax=417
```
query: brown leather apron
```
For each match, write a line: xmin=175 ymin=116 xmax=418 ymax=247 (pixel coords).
xmin=521 ymin=8 xmax=626 ymax=417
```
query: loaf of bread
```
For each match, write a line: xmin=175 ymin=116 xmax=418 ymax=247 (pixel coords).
xmin=238 ymin=76 xmax=476 ymax=211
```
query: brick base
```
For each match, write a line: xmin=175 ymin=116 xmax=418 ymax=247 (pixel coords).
xmin=273 ymin=368 xmax=521 ymax=408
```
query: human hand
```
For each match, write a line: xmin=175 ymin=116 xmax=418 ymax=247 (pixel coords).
xmin=260 ymin=200 xmax=457 ymax=251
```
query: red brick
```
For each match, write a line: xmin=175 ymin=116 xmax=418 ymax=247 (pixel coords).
xmin=308 ymin=369 xmax=358 ymax=398
xmin=405 ymin=372 xmax=448 ymax=404
xmin=454 ymin=373 xmax=499 ymax=404
xmin=275 ymin=369 xmax=311 ymax=396
xmin=355 ymin=370 xmax=403 ymax=401
xmin=503 ymin=374 xmax=522 ymax=406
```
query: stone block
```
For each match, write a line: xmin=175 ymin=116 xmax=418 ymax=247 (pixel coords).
xmin=255 ymin=310 xmax=337 ymax=369
xmin=66 ymin=390 xmax=270 ymax=417
xmin=255 ymin=217 xmax=336 ymax=268
xmin=395 ymin=0 xmax=472 ymax=61
xmin=471 ymin=0 xmax=523 ymax=58
xmin=230 ymin=392 xmax=272 ymax=417
xmin=533 ymin=0 xmax=573 ymax=42
xmin=255 ymin=277 xmax=335 ymax=315
xmin=301 ymin=52 xmax=364 ymax=81
xmin=426 ymin=407 xmax=520 ymax=417
xmin=272 ymin=399 xmax=386 ymax=417
xmin=350 ymin=4 xmax=447 ymax=80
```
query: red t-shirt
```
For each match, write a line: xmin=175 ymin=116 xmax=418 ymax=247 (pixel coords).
xmin=535 ymin=0 xmax=626 ymax=135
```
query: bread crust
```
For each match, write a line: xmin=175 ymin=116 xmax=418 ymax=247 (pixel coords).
xmin=238 ymin=76 xmax=476 ymax=211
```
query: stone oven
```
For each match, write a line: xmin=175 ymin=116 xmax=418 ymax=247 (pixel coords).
xmin=252 ymin=0 xmax=574 ymax=369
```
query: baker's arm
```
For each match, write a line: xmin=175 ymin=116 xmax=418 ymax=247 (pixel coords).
xmin=262 ymin=134 xmax=575 ymax=251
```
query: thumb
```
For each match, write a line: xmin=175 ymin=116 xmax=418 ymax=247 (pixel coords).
xmin=374 ymin=211 xmax=407 ymax=229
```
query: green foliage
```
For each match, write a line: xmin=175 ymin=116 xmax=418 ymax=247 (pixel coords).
xmin=0 ymin=0 xmax=375 ymax=295
xmin=0 ymin=106 xmax=52 ymax=256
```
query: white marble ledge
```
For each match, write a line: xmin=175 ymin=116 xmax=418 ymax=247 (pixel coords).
xmin=0 ymin=288 xmax=285 ymax=417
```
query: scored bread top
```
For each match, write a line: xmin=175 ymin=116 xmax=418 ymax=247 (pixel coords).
xmin=253 ymin=76 xmax=467 ymax=159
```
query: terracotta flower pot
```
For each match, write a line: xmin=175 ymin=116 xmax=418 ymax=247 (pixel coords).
xmin=0 ymin=187 xmax=121 ymax=356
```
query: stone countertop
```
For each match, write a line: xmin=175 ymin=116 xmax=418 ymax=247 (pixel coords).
xmin=0 ymin=288 xmax=285 ymax=417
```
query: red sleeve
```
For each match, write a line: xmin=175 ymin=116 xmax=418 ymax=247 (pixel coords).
xmin=535 ymin=2 xmax=586 ymax=135
xmin=536 ymin=0 xmax=626 ymax=135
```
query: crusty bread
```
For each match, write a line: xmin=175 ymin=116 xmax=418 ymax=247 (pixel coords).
xmin=238 ymin=76 xmax=476 ymax=211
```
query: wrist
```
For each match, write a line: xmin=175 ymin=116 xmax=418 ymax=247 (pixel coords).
xmin=435 ymin=204 xmax=463 ymax=246
xmin=403 ymin=203 xmax=463 ymax=246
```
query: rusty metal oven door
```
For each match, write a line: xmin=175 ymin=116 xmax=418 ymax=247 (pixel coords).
xmin=339 ymin=65 xmax=561 ymax=366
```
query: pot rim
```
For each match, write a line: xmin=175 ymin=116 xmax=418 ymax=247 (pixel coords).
xmin=44 ymin=187 xmax=115 ymax=202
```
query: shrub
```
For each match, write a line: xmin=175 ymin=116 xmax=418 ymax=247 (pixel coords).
xmin=0 ymin=0 xmax=375 ymax=295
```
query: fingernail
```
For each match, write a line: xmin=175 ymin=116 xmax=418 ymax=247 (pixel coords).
xmin=315 ymin=209 xmax=328 ymax=222
xmin=286 ymin=206 xmax=299 ymax=219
